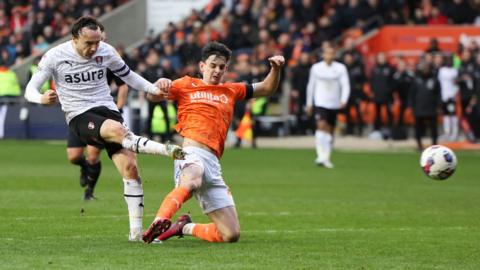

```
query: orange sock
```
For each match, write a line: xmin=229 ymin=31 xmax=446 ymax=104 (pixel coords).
xmin=192 ymin=223 xmax=224 ymax=242
xmin=155 ymin=187 xmax=191 ymax=219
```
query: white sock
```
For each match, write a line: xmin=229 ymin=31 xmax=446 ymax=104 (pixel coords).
xmin=443 ymin=116 xmax=451 ymax=138
xmin=323 ymin=132 xmax=333 ymax=162
xmin=123 ymin=179 xmax=144 ymax=232
xmin=122 ymin=132 xmax=168 ymax=156
xmin=315 ymin=130 xmax=325 ymax=162
xmin=0 ymin=105 xmax=7 ymax=138
xmin=451 ymin=116 xmax=458 ymax=140
xmin=182 ymin=223 xmax=195 ymax=236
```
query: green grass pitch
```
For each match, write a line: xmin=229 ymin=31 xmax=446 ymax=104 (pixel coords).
xmin=0 ymin=140 xmax=479 ymax=269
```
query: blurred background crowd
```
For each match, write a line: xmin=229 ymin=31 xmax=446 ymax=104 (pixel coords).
xmin=2 ymin=0 xmax=480 ymax=147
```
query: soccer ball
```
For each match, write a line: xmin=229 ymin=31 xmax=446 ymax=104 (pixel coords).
xmin=420 ymin=145 xmax=457 ymax=180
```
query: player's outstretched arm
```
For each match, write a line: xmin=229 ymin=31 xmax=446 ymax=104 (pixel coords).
xmin=252 ymin=55 xmax=285 ymax=98
xmin=24 ymin=70 xmax=57 ymax=105
xmin=146 ymin=78 xmax=173 ymax=102
xmin=117 ymin=69 xmax=164 ymax=95
xmin=108 ymin=44 xmax=169 ymax=97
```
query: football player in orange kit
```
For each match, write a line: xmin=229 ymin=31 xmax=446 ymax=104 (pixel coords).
xmin=142 ymin=41 xmax=284 ymax=243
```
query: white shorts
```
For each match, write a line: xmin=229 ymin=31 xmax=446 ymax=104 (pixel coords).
xmin=173 ymin=146 xmax=235 ymax=214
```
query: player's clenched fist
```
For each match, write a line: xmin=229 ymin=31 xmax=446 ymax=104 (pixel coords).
xmin=41 ymin=90 xmax=58 ymax=105
xmin=155 ymin=78 xmax=172 ymax=96
xmin=268 ymin=55 xmax=285 ymax=69
xmin=148 ymin=78 xmax=172 ymax=101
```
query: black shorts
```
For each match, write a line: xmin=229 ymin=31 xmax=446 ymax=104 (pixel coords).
xmin=67 ymin=129 xmax=105 ymax=150
xmin=67 ymin=129 xmax=87 ymax=148
xmin=68 ymin=106 xmax=123 ymax=158
xmin=314 ymin=106 xmax=339 ymax=127
xmin=442 ymin=99 xmax=456 ymax=115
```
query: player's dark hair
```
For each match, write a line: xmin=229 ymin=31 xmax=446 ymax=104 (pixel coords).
xmin=71 ymin=16 xmax=104 ymax=38
xmin=201 ymin=42 xmax=231 ymax=63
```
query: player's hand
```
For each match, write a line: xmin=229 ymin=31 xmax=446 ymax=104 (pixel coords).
xmin=41 ymin=90 xmax=58 ymax=105
xmin=268 ymin=55 xmax=285 ymax=69
xmin=165 ymin=141 xmax=186 ymax=160
xmin=155 ymin=78 xmax=172 ymax=96
xmin=305 ymin=106 xmax=313 ymax=116
xmin=340 ymin=102 xmax=346 ymax=110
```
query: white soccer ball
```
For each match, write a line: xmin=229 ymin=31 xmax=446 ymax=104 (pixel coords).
xmin=420 ymin=145 xmax=457 ymax=180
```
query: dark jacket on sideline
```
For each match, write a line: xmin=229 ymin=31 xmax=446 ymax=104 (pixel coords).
xmin=409 ymin=72 xmax=441 ymax=117
xmin=370 ymin=63 xmax=394 ymax=103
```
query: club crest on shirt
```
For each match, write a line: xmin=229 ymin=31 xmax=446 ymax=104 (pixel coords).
xmin=95 ymin=56 xmax=103 ymax=65
xmin=88 ymin=122 xmax=95 ymax=130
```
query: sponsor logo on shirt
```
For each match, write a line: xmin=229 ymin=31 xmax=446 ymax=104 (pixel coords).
xmin=189 ymin=91 xmax=228 ymax=104
xmin=64 ymin=69 xmax=105 ymax=83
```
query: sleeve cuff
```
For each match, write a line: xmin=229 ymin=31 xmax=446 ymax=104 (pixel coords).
xmin=245 ymin=84 xmax=254 ymax=99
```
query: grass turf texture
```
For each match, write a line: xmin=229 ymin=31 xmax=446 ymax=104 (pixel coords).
xmin=0 ymin=140 xmax=479 ymax=269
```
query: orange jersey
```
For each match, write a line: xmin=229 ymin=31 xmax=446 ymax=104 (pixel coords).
xmin=169 ymin=76 xmax=253 ymax=158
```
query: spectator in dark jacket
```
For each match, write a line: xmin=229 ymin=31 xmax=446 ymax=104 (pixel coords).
xmin=370 ymin=52 xmax=394 ymax=132
xmin=458 ymin=49 xmax=477 ymax=142
xmin=410 ymin=62 xmax=441 ymax=151
xmin=426 ymin=38 xmax=441 ymax=54
xmin=290 ymin=51 xmax=312 ymax=134
xmin=393 ymin=58 xmax=414 ymax=127
xmin=141 ymin=50 xmax=171 ymax=141
xmin=471 ymin=53 xmax=480 ymax=138
xmin=340 ymin=37 xmax=363 ymax=67
xmin=343 ymin=52 xmax=366 ymax=135
xmin=442 ymin=0 xmax=476 ymax=24
xmin=178 ymin=33 xmax=202 ymax=66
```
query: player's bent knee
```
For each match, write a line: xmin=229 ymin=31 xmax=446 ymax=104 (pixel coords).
xmin=100 ymin=120 xmax=126 ymax=143
xmin=66 ymin=148 xmax=84 ymax=164
xmin=67 ymin=153 xmax=79 ymax=163
xmin=221 ymin=230 xmax=240 ymax=243
xmin=218 ymin=225 xmax=240 ymax=243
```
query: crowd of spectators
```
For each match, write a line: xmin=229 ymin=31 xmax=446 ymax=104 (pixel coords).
xmin=124 ymin=0 xmax=480 ymax=143
xmin=0 ymin=0 xmax=129 ymax=67
xmin=362 ymin=39 xmax=480 ymax=149
xmin=2 ymin=0 xmax=480 ymax=144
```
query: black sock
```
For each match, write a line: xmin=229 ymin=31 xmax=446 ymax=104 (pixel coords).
xmin=72 ymin=155 xmax=87 ymax=168
xmin=87 ymin=161 xmax=102 ymax=189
